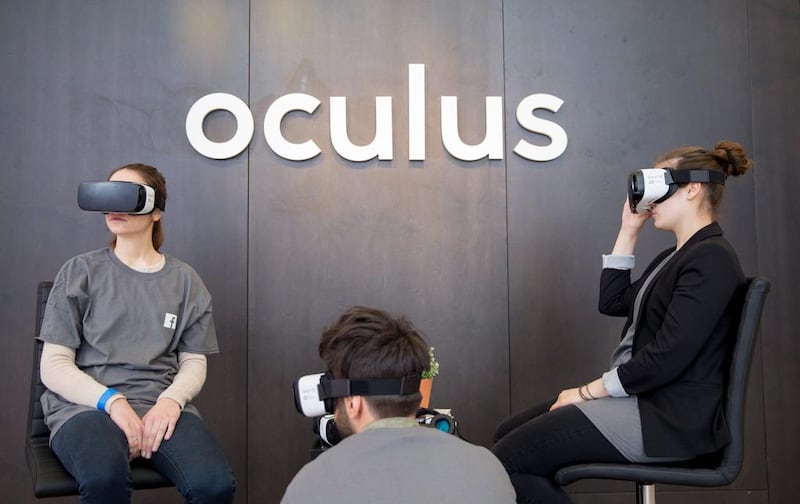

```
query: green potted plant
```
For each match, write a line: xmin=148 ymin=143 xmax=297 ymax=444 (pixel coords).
xmin=419 ymin=346 xmax=439 ymax=408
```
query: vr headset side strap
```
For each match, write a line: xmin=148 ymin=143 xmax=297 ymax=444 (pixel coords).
xmin=668 ymin=169 xmax=727 ymax=185
xmin=319 ymin=375 xmax=421 ymax=399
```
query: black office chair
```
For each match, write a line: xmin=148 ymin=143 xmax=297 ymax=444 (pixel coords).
xmin=555 ymin=277 xmax=770 ymax=504
xmin=26 ymin=281 xmax=174 ymax=497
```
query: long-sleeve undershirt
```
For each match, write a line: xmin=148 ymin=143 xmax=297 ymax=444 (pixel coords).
xmin=40 ymin=342 xmax=206 ymax=413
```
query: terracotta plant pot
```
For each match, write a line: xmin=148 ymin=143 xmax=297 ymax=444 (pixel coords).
xmin=419 ymin=378 xmax=433 ymax=408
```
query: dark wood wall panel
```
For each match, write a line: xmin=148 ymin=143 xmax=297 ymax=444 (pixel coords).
xmin=246 ymin=1 xmax=508 ymax=502
xmin=503 ymin=0 xmax=766 ymax=499
xmin=749 ymin=0 xmax=800 ymax=503
xmin=0 ymin=2 xmax=250 ymax=503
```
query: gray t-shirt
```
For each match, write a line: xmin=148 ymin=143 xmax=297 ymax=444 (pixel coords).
xmin=39 ymin=248 xmax=219 ymax=438
xmin=281 ymin=418 xmax=517 ymax=504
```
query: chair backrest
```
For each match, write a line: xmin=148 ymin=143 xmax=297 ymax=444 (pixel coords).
xmin=26 ymin=281 xmax=54 ymax=446
xmin=717 ymin=277 xmax=770 ymax=482
xmin=26 ymin=281 xmax=173 ymax=497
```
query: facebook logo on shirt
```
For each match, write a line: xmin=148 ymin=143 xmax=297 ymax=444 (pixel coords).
xmin=164 ymin=313 xmax=178 ymax=329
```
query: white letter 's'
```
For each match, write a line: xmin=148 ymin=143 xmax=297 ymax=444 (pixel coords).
xmin=513 ymin=94 xmax=568 ymax=161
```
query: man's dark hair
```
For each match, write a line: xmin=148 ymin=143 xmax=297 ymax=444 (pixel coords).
xmin=318 ymin=306 xmax=428 ymax=418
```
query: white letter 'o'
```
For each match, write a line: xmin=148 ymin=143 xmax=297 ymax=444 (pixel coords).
xmin=186 ymin=93 xmax=254 ymax=160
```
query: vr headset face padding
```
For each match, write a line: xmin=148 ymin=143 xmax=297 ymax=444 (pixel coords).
xmin=627 ymin=168 xmax=726 ymax=214
xmin=77 ymin=181 xmax=165 ymax=215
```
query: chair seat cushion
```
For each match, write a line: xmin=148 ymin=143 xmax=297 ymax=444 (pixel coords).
xmin=555 ymin=462 xmax=733 ymax=487
xmin=26 ymin=437 xmax=172 ymax=497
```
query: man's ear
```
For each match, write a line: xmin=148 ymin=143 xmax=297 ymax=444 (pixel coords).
xmin=343 ymin=395 xmax=376 ymax=434
xmin=344 ymin=395 xmax=365 ymax=417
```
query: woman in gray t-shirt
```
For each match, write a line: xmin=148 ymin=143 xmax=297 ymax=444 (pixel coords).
xmin=39 ymin=163 xmax=235 ymax=504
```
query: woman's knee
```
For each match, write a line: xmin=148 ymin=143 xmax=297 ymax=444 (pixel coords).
xmin=157 ymin=414 xmax=236 ymax=502
xmin=509 ymin=473 xmax=573 ymax=504
xmin=493 ymin=399 xmax=556 ymax=444
xmin=186 ymin=469 xmax=236 ymax=503
xmin=50 ymin=411 xmax=132 ymax=498
xmin=78 ymin=461 xmax=131 ymax=499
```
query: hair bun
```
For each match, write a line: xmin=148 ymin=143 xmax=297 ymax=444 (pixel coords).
xmin=713 ymin=140 xmax=752 ymax=177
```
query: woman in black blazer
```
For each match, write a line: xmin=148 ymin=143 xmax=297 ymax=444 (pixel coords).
xmin=492 ymin=141 xmax=752 ymax=504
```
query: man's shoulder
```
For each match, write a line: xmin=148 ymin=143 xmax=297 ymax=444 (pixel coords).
xmin=348 ymin=425 xmax=498 ymax=461
xmin=283 ymin=427 xmax=515 ymax=503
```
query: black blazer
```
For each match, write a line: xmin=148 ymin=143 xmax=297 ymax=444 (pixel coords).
xmin=599 ymin=222 xmax=745 ymax=458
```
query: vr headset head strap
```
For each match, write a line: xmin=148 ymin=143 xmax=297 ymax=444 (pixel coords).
xmin=666 ymin=169 xmax=727 ymax=186
xmin=318 ymin=373 xmax=421 ymax=400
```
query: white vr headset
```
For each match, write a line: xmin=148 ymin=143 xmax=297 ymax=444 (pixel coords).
xmin=627 ymin=168 xmax=726 ymax=214
xmin=293 ymin=372 xmax=421 ymax=418
xmin=77 ymin=181 xmax=165 ymax=215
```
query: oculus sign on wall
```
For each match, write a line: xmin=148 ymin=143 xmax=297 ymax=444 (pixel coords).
xmin=186 ymin=64 xmax=568 ymax=163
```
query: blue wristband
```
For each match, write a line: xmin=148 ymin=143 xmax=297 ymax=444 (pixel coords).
xmin=97 ymin=388 xmax=119 ymax=411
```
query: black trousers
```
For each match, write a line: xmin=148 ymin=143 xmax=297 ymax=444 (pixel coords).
xmin=492 ymin=399 xmax=627 ymax=504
